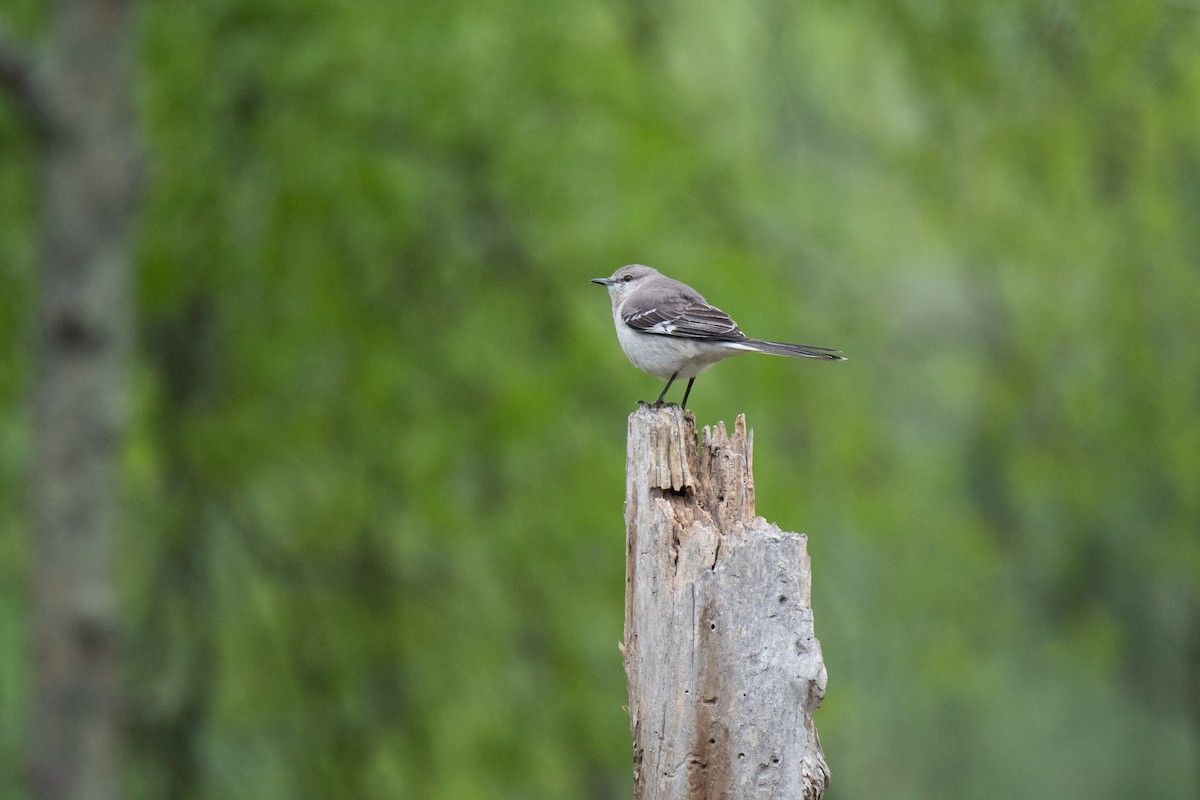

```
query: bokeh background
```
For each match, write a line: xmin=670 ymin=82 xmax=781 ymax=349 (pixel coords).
xmin=3 ymin=1 xmax=1199 ymax=798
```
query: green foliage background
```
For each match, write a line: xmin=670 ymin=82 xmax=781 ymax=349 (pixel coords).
xmin=3 ymin=1 xmax=1199 ymax=797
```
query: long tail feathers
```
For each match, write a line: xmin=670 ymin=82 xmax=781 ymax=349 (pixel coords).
xmin=745 ymin=338 xmax=846 ymax=360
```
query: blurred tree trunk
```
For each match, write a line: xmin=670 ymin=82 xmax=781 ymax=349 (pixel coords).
xmin=623 ymin=407 xmax=830 ymax=799
xmin=3 ymin=1 xmax=139 ymax=798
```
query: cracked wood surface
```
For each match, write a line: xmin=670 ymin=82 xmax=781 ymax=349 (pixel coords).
xmin=623 ymin=405 xmax=829 ymax=800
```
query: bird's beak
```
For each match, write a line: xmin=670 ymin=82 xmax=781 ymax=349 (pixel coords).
xmin=591 ymin=278 xmax=613 ymax=286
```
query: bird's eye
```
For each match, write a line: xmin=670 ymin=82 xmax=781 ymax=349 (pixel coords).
xmin=622 ymin=274 xmax=633 ymax=282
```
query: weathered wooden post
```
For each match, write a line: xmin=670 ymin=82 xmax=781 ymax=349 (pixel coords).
xmin=622 ymin=405 xmax=829 ymax=799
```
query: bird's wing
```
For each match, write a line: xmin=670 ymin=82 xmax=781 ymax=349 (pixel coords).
xmin=623 ymin=296 xmax=746 ymax=341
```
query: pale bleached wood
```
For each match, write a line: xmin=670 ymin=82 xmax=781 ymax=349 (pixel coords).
xmin=623 ymin=405 xmax=829 ymax=800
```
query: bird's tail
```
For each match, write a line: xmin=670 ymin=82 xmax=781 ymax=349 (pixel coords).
xmin=744 ymin=339 xmax=846 ymax=361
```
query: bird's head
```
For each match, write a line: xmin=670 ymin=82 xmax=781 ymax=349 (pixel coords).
xmin=590 ymin=264 xmax=659 ymax=301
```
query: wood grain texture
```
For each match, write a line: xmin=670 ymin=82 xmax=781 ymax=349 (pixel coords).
xmin=623 ymin=405 xmax=829 ymax=800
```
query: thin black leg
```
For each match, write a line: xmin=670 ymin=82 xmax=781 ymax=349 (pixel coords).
xmin=654 ymin=372 xmax=678 ymax=405
xmin=680 ymin=377 xmax=696 ymax=409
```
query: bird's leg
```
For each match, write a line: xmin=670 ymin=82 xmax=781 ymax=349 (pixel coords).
xmin=653 ymin=372 xmax=679 ymax=406
xmin=680 ymin=377 xmax=696 ymax=409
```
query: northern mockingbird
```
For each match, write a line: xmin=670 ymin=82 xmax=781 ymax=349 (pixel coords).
xmin=592 ymin=264 xmax=844 ymax=408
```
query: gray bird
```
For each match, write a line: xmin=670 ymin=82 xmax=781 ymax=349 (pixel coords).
xmin=592 ymin=264 xmax=844 ymax=408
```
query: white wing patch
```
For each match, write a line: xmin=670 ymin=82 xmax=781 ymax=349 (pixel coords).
xmin=623 ymin=301 xmax=745 ymax=341
xmin=625 ymin=308 xmax=676 ymax=334
xmin=644 ymin=320 xmax=676 ymax=334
